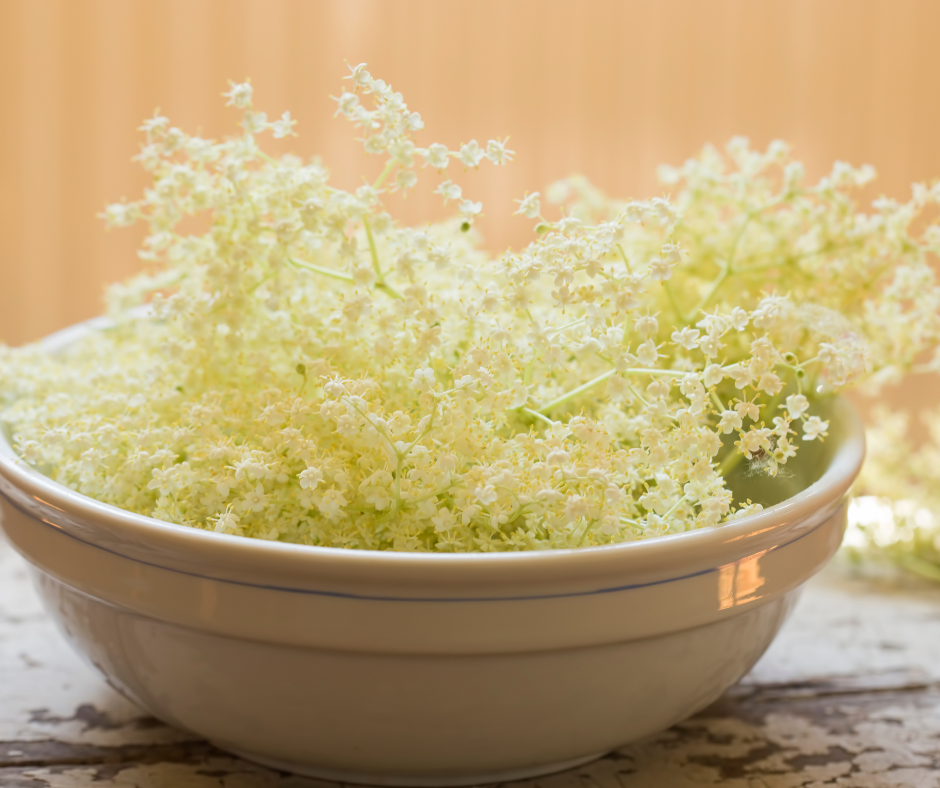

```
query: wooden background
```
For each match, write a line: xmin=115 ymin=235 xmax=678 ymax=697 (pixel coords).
xmin=2 ymin=0 xmax=939 ymax=400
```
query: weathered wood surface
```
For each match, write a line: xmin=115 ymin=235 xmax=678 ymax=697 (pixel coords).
xmin=2 ymin=532 xmax=940 ymax=787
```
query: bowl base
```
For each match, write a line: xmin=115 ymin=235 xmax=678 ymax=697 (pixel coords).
xmin=217 ymin=745 xmax=609 ymax=787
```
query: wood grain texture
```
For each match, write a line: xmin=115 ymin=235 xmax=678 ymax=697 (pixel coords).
xmin=3 ymin=529 xmax=940 ymax=786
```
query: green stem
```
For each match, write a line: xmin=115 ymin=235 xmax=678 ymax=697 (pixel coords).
xmin=362 ymin=216 xmax=402 ymax=299
xmin=628 ymin=368 xmax=687 ymax=377
xmin=663 ymin=279 xmax=688 ymax=323
xmin=393 ymin=453 xmax=403 ymax=512
xmin=288 ymin=256 xmax=356 ymax=283
xmin=678 ymin=198 xmax=793 ymax=322
xmin=342 ymin=397 xmax=398 ymax=454
xmin=577 ymin=518 xmax=597 ymax=546
xmin=628 ymin=383 xmax=650 ymax=407
xmin=689 ymin=265 xmax=729 ymax=321
xmin=615 ymin=243 xmax=631 ymax=272
xmin=547 ymin=317 xmax=586 ymax=336
xmin=538 ymin=370 xmax=615 ymax=414
xmin=373 ymin=160 xmax=397 ymax=190
xmin=523 ymin=359 xmax=535 ymax=386
xmin=363 ymin=215 xmax=383 ymax=277
xmin=661 ymin=494 xmax=689 ymax=521
xmin=249 ymin=269 xmax=279 ymax=293
xmin=520 ymin=407 xmax=555 ymax=426
xmin=725 ymin=209 xmax=757 ymax=272
xmin=535 ymin=367 xmax=686 ymax=415
xmin=408 ymin=480 xmax=462 ymax=505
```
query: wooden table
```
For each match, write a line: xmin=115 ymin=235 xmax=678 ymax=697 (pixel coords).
xmin=2 ymin=532 xmax=939 ymax=788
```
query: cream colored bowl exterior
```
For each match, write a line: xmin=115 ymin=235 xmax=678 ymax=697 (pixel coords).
xmin=0 ymin=322 xmax=865 ymax=784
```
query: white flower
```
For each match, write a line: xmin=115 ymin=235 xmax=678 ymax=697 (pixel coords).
xmin=757 ymin=372 xmax=783 ymax=396
xmin=646 ymin=379 xmax=670 ymax=400
xmin=729 ymin=307 xmax=749 ymax=331
xmin=485 ymin=138 xmax=513 ymax=165
xmin=335 ymin=92 xmax=359 ymax=116
xmin=515 ymin=192 xmax=541 ymax=219
xmin=785 ymin=394 xmax=810 ymax=419
xmin=242 ymin=484 xmax=269 ymax=513
xmin=703 ymin=364 xmax=724 ymax=387
xmin=213 ymin=510 xmax=240 ymax=533
xmin=730 ymin=502 xmax=764 ymax=520
xmin=648 ymin=257 xmax=674 ymax=281
xmin=458 ymin=140 xmax=485 ymax=168
xmin=271 ymin=111 xmax=297 ymax=139
xmin=672 ymin=327 xmax=700 ymax=350
xmin=564 ymin=495 xmax=590 ymax=522
xmin=423 ymin=143 xmax=450 ymax=169
xmin=728 ymin=366 xmax=754 ymax=390
xmin=140 ymin=114 xmax=169 ymax=140
xmin=636 ymin=340 xmax=660 ymax=366
xmin=738 ymin=428 xmax=772 ymax=459
xmin=19 ymin=440 xmax=41 ymax=464
xmin=410 ymin=367 xmax=437 ymax=391
xmin=102 ymin=202 xmax=137 ymax=227
xmin=435 ymin=180 xmax=462 ymax=203
xmin=718 ymin=410 xmax=742 ymax=434
xmin=299 ymin=467 xmax=324 ymax=490
xmin=599 ymin=515 xmax=620 ymax=535
xmin=394 ymin=170 xmax=418 ymax=192
xmin=775 ymin=437 xmax=797 ymax=461
xmin=323 ymin=378 xmax=346 ymax=398
xmin=346 ymin=62 xmax=371 ymax=87
xmin=432 ymin=508 xmax=456 ymax=532
xmin=318 ymin=488 xmax=348 ymax=519
xmin=802 ymin=416 xmax=829 ymax=441
xmin=224 ymin=81 xmax=253 ymax=108
xmin=242 ymin=111 xmax=268 ymax=135
xmin=698 ymin=335 xmax=721 ymax=358
xmin=474 ymin=485 xmax=499 ymax=505
xmin=459 ymin=199 xmax=482 ymax=218
xmin=661 ymin=242 xmax=681 ymax=263
xmin=735 ymin=399 xmax=760 ymax=422
xmin=506 ymin=381 xmax=529 ymax=409
xmin=772 ymin=416 xmax=793 ymax=438
xmin=365 ymin=486 xmax=394 ymax=511
xmin=6 ymin=63 xmax=933 ymax=555
xmin=635 ymin=314 xmax=658 ymax=336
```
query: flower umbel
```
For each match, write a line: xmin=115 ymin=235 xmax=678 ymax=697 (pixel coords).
xmin=1 ymin=70 xmax=938 ymax=552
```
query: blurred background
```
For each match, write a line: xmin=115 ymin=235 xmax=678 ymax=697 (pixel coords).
xmin=0 ymin=0 xmax=938 ymax=414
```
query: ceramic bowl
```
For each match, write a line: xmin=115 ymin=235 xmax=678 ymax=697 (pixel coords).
xmin=0 ymin=321 xmax=865 ymax=786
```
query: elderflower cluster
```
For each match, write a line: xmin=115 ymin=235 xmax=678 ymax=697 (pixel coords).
xmin=1 ymin=64 xmax=939 ymax=552
xmin=843 ymin=406 xmax=940 ymax=582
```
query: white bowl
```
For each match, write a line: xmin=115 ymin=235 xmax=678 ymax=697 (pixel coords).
xmin=0 ymin=321 xmax=865 ymax=786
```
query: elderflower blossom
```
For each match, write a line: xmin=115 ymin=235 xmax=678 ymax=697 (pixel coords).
xmin=844 ymin=406 xmax=940 ymax=582
xmin=0 ymin=69 xmax=939 ymax=553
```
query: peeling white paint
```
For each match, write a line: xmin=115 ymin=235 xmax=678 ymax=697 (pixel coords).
xmin=744 ymin=569 xmax=940 ymax=686
xmin=21 ymin=760 xmax=327 ymax=788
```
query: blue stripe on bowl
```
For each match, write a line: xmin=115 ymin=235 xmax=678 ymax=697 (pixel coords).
xmin=1 ymin=488 xmax=835 ymax=603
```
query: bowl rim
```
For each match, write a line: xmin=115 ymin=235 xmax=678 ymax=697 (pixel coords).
xmin=0 ymin=317 xmax=866 ymax=580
